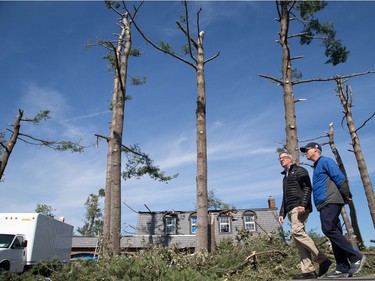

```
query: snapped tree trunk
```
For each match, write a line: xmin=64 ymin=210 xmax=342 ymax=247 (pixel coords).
xmin=127 ymin=1 xmax=219 ymax=252
xmin=195 ymin=31 xmax=209 ymax=252
xmin=336 ymin=78 xmax=375 ymax=229
xmin=0 ymin=110 xmax=23 ymax=180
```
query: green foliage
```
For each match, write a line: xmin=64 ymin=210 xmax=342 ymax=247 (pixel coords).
xmin=0 ymin=259 xmax=64 ymax=281
xmin=105 ymin=0 xmax=120 ymax=10
xmin=5 ymin=110 xmax=85 ymax=153
xmin=53 ymin=140 xmax=85 ymax=152
xmin=98 ymin=188 xmax=105 ymax=197
xmin=181 ymin=44 xmax=190 ymax=56
xmin=297 ymin=0 xmax=327 ymax=20
xmin=103 ymin=52 xmax=117 ymax=72
xmin=296 ymin=1 xmax=349 ymax=65
xmin=22 ymin=110 xmax=51 ymax=124
xmin=157 ymin=41 xmax=174 ymax=54
xmin=3 ymin=233 xmax=375 ymax=280
xmin=323 ymin=38 xmax=349 ymax=66
xmin=122 ymin=144 xmax=178 ymax=182
xmin=292 ymin=68 xmax=303 ymax=79
xmin=130 ymin=47 xmax=143 ymax=57
xmin=130 ymin=76 xmax=146 ymax=86
xmin=102 ymin=49 xmax=144 ymax=73
xmin=35 ymin=203 xmax=55 ymax=217
xmin=208 ymin=189 xmax=235 ymax=210
xmin=32 ymin=110 xmax=50 ymax=123
xmin=28 ymin=259 xmax=64 ymax=278
xmin=77 ymin=189 xmax=104 ymax=236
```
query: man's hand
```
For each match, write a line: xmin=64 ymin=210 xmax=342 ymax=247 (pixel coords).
xmin=297 ymin=206 xmax=305 ymax=214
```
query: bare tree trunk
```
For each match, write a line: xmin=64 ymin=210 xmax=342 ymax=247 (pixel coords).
xmin=127 ymin=1 xmax=219 ymax=252
xmin=279 ymin=2 xmax=300 ymax=163
xmin=103 ymin=14 xmax=130 ymax=255
xmin=103 ymin=154 xmax=112 ymax=248
xmin=328 ymin=123 xmax=363 ymax=249
xmin=0 ymin=110 xmax=23 ymax=180
xmin=335 ymin=78 xmax=375 ymax=229
xmin=195 ymin=31 xmax=209 ymax=252
xmin=261 ymin=2 xmax=362 ymax=162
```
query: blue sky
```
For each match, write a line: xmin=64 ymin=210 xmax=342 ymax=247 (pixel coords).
xmin=0 ymin=1 xmax=374 ymax=245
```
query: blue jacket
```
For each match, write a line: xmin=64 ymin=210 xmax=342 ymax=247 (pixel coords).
xmin=312 ymin=156 xmax=351 ymax=210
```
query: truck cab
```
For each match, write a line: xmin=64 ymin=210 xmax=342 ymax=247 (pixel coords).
xmin=0 ymin=234 xmax=27 ymax=273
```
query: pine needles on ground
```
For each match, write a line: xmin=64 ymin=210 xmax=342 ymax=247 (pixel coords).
xmin=1 ymin=233 xmax=374 ymax=281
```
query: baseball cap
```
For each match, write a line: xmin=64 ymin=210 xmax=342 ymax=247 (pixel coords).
xmin=300 ymin=142 xmax=322 ymax=153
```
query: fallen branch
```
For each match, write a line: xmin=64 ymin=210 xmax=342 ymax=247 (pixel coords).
xmin=226 ymin=249 xmax=287 ymax=277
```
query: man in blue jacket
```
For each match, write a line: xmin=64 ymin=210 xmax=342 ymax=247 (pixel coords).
xmin=300 ymin=142 xmax=365 ymax=278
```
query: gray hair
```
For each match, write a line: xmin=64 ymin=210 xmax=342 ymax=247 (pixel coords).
xmin=279 ymin=151 xmax=293 ymax=161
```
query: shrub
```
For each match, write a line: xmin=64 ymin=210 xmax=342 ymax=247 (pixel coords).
xmin=2 ymin=233 xmax=373 ymax=281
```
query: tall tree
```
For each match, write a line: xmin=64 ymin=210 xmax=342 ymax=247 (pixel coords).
xmin=335 ymin=77 xmax=375 ymax=229
xmin=1 ymin=109 xmax=84 ymax=181
xmin=94 ymin=1 xmax=176 ymax=255
xmin=77 ymin=189 xmax=105 ymax=236
xmin=128 ymin=0 xmax=219 ymax=252
xmin=258 ymin=1 xmax=372 ymax=248
xmin=98 ymin=1 xmax=136 ymax=255
xmin=259 ymin=1 xmax=349 ymax=163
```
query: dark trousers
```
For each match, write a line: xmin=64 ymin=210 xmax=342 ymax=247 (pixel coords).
xmin=319 ymin=203 xmax=362 ymax=273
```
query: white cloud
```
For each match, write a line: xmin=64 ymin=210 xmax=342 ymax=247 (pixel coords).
xmin=21 ymin=83 xmax=70 ymax=118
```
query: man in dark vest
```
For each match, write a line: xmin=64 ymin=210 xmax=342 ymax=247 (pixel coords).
xmin=278 ymin=151 xmax=331 ymax=279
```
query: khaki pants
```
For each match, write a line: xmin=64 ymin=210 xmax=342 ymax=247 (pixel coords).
xmin=288 ymin=207 xmax=328 ymax=273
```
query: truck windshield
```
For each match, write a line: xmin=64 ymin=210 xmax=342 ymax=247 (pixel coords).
xmin=0 ymin=234 xmax=15 ymax=248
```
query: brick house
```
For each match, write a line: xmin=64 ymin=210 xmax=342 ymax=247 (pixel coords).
xmin=71 ymin=196 xmax=281 ymax=257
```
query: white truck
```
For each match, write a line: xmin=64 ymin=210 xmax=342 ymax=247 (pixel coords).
xmin=0 ymin=213 xmax=73 ymax=273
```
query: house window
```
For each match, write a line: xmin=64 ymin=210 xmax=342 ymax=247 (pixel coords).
xmin=165 ymin=215 xmax=177 ymax=235
xmin=219 ymin=215 xmax=231 ymax=233
xmin=243 ymin=212 xmax=256 ymax=232
xmin=190 ymin=215 xmax=197 ymax=234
